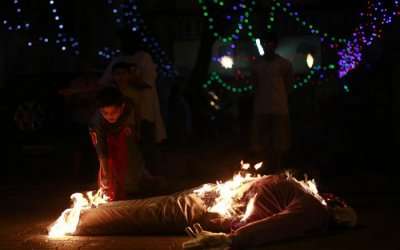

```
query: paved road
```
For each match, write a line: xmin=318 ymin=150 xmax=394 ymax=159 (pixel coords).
xmin=1 ymin=141 xmax=398 ymax=249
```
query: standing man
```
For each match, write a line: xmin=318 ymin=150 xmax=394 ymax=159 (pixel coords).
xmin=251 ymin=32 xmax=294 ymax=173
xmin=130 ymin=51 xmax=167 ymax=160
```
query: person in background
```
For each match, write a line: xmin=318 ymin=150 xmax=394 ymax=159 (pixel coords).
xmin=100 ymin=52 xmax=166 ymax=174
xmin=126 ymin=51 xmax=167 ymax=147
xmin=250 ymin=32 xmax=294 ymax=174
xmin=58 ymin=67 xmax=101 ymax=178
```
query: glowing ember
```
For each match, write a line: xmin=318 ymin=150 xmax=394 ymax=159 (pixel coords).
xmin=48 ymin=189 xmax=109 ymax=237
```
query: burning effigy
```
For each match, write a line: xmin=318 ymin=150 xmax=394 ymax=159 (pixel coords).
xmin=48 ymin=189 xmax=110 ymax=237
xmin=48 ymin=162 xmax=357 ymax=249
xmin=48 ymin=161 xmax=263 ymax=237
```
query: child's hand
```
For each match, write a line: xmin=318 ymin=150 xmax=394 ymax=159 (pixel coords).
xmin=89 ymin=131 xmax=97 ymax=145
xmin=123 ymin=127 xmax=133 ymax=136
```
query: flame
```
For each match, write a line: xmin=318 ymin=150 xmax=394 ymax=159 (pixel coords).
xmin=48 ymin=189 xmax=109 ymax=237
xmin=241 ymin=193 xmax=257 ymax=222
xmin=194 ymin=162 xmax=326 ymax=223
xmin=286 ymin=171 xmax=325 ymax=205
xmin=254 ymin=162 xmax=263 ymax=170
xmin=240 ymin=160 xmax=250 ymax=170
xmin=193 ymin=162 xmax=263 ymax=221
xmin=49 ymin=162 xmax=326 ymax=237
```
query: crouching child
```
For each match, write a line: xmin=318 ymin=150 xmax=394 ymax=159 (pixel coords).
xmin=89 ymin=86 xmax=150 ymax=201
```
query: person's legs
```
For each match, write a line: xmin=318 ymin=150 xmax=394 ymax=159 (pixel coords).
xmin=253 ymin=115 xmax=274 ymax=174
xmin=270 ymin=114 xmax=290 ymax=173
xmin=140 ymin=120 xmax=158 ymax=173
xmin=249 ymin=114 xmax=290 ymax=174
xmin=262 ymin=115 xmax=278 ymax=174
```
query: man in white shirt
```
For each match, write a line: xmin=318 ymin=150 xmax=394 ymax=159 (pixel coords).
xmin=251 ymin=32 xmax=294 ymax=173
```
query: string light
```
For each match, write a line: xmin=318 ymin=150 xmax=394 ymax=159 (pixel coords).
xmin=2 ymin=0 xmax=80 ymax=54
xmin=98 ymin=47 xmax=121 ymax=60
xmin=204 ymin=63 xmax=337 ymax=93
xmin=2 ymin=0 xmax=398 ymax=88
xmin=343 ymin=82 xmax=350 ymax=93
xmin=267 ymin=0 xmax=347 ymax=48
xmin=3 ymin=0 xmax=175 ymax=70
xmin=198 ymin=0 xmax=400 ymax=93
xmin=197 ymin=0 xmax=257 ymax=42
xmin=2 ymin=0 xmax=31 ymax=32
xmin=203 ymin=71 xmax=253 ymax=93
xmin=219 ymin=55 xmax=234 ymax=69
xmin=337 ymin=0 xmax=400 ymax=78
xmin=46 ymin=0 xmax=80 ymax=54
xmin=292 ymin=64 xmax=336 ymax=89
xmin=306 ymin=53 xmax=314 ymax=69
xmin=197 ymin=0 xmax=263 ymax=94
xmin=255 ymin=38 xmax=265 ymax=55
xmin=106 ymin=0 xmax=176 ymax=77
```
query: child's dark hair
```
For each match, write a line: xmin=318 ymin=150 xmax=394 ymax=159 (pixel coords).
xmin=96 ymin=86 xmax=124 ymax=108
xmin=111 ymin=62 xmax=137 ymax=73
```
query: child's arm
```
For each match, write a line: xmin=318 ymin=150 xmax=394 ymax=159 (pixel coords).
xmin=97 ymin=156 xmax=113 ymax=198
xmin=89 ymin=117 xmax=114 ymax=199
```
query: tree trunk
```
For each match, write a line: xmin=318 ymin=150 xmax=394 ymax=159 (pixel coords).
xmin=186 ymin=28 xmax=216 ymax=135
